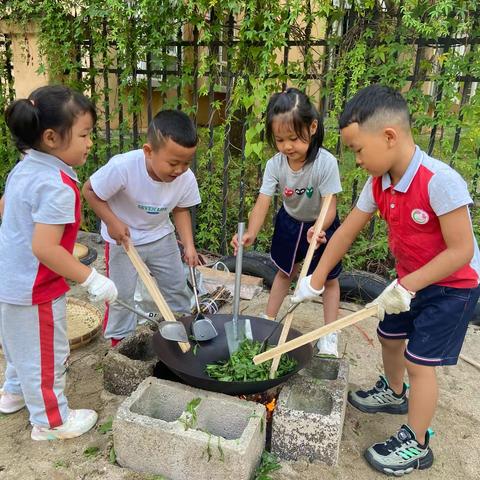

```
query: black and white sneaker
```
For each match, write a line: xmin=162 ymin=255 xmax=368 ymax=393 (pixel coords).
xmin=365 ymin=424 xmax=434 ymax=476
xmin=348 ymin=375 xmax=408 ymax=414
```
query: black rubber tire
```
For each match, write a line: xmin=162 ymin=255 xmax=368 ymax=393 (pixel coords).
xmin=219 ymin=253 xmax=388 ymax=304
xmin=78 ymin=245 xmax=98 ymax=266
xmin=219 ymin=252 xmax=278 ymax=288
xmin=338 ymin=270 xmax=389 ymax=304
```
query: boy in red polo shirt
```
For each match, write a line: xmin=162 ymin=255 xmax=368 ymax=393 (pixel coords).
xmin=292 ymin=84 xmax=480 ymax=476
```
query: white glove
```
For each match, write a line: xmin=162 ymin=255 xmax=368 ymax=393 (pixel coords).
xmin=366 ymin=279 xmax=415 ymax=321
xmin=291 ymin=275 xmax=325 ymax=304
xmin=81 ymin=268 xmax=118 ymax=303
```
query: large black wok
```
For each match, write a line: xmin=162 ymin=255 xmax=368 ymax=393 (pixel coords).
xmin=152 ymin=313 xmax=313 ymax=395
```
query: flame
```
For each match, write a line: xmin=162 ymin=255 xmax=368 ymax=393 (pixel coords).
xmin=265 ymin=398 xmax=276 ymax=413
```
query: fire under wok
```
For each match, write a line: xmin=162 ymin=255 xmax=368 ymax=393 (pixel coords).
xmin=152 ymin=313 xmax=313 ymax=395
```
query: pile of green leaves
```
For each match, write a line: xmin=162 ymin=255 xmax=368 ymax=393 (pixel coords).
xmin=205 ymin=339 xmax=297 ymax=382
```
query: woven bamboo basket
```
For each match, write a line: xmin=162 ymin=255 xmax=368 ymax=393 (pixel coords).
xmin=73 ymin=242 xmax=89 ymax=260
xmin=67 ymin=297 xmax=102 ymax=350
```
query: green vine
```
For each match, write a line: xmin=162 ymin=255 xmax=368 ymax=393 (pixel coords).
xmin=1 ymin=0 xmax=479 ymax=273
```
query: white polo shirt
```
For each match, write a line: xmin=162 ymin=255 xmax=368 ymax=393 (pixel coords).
xmin=0 ymin=150 xmax=81 ymax=305
xmin=90 ymin=149 xmax=201 ymax=245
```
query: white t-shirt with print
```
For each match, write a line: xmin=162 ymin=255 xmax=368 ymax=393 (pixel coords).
xmin=90 ymin=149 xmax=201 ymax=245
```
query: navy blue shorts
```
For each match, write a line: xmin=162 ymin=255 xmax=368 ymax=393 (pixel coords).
xmin=270 ymin=206 xmax=342 ymax=278
xmin=377 ymin=284 xmax=480 ymax=366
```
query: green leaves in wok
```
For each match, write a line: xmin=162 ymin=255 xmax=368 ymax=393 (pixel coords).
xmin=205 ymin=339 xmax=297 ymax=381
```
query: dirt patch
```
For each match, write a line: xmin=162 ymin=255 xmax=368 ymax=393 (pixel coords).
xmin=1 ymin=232 xmax=479 ymax=479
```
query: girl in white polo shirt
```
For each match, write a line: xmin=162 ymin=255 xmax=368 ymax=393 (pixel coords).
xmin=0 ymin=85 xmax=117 ymax=440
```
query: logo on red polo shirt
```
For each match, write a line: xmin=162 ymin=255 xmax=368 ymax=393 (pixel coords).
xmin=411 ymin=209 xmax=429 ymax=224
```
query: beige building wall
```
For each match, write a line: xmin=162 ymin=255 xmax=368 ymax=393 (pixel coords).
xmin=0 ymin=21 xmax=48 ymax=98
xmin=274 ymin=14 xmax=328 ymax=108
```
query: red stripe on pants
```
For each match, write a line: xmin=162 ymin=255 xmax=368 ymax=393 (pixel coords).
xmin=38 ymin=301 xmax=62 ymax=428
xmin=102 ymin=242 xmax=110 ymax=332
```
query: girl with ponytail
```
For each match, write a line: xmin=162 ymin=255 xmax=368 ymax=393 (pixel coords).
xmin=0 ymin=85 xmax=117 ymax=440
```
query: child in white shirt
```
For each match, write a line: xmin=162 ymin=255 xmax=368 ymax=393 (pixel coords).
xmin=83 ymin=110 xmax=201 ymax=346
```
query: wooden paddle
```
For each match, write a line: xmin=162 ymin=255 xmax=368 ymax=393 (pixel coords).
xmin=254 ymin=305 xmax=379 ymax=365
xmin=459 ymin=353 xmax=480 ymax=371
xmin=123 ymin=242 xmax=190 ymax=353
xmin=269 ymin=194 xmax=333 ymax=378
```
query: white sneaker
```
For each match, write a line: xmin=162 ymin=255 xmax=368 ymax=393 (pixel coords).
xmin=316 ymin=332 xmax=339 ymax=357
xmin=31 ymin=409 xmax=98 ymax=441
xmin=0 ymin=391 xmax=26 ymax=414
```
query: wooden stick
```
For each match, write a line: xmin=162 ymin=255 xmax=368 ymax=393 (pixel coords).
xmin=269 ymin=194 xmax=333 ymax=378
xmin=459 ymin=353 xmax=480 ymax=371
xmin=254 ymin=305 xmax=378 ymax=365
xmin=123 ymin=243 xmax=190 ymax=353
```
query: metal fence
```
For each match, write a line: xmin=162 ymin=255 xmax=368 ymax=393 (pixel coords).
xmin=1 ymin=12 xmax=480 ymax=254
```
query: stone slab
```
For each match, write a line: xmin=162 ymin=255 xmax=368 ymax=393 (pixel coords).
xmin=197 ymin=266 xmax=263 ymax=300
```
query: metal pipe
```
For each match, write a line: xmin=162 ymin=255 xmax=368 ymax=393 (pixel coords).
xmin=232 ymin=222 xmax=245 ymax=323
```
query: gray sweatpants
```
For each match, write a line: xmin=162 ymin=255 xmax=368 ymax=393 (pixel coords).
xmin=104 ymin=233 xmax=191 ymax=339
xmin=0 ymin=296 xmax=69 ymax=428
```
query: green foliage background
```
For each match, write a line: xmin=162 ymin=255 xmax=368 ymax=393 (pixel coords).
xmin=1 ymin=0 xmax=480 ymax=278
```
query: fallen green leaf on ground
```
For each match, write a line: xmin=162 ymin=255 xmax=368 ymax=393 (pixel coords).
xmin=83 ymin=446 xmax=100 ymax=458
xmin=109 ymin=446 xmax=116 ymax=465
xmin=255 ymin=451 xmax=282 ymax=479
xmin=97 ymin=417 xmax=113 ymax=434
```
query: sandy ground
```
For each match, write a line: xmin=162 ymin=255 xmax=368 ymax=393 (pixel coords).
xmin=1 ymin=232 xmax=480 ymax=480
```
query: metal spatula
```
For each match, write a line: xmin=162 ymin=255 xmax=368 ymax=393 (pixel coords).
xmin=114 ymin=298 xmax=189 ymax=343
xmin=189 ymin=266 xmax=218 ymax=341
xmin=224 ymin=221 xmax=253 ymax=355
xmin=123 ymin=242 xmax=190 ymax=352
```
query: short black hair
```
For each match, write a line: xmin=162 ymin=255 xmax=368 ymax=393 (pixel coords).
xmin=5 ymin=85 xmax=96 ymax=153
xmin=266 ymin=87 xmax=324 ymax=164
xmin=147 ymin=109 xmax=198 ymax=150
xmin=339 ymin=84 xmax=410 ymax=130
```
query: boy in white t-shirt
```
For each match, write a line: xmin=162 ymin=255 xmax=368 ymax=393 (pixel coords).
xmin=83 ymin=110 xmax=201 ymax=346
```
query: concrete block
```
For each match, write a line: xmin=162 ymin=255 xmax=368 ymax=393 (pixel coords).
xmin=113 ymin=377 xmax=266 ymax=480
xmin=271 ymin=357 xmax=349 ymax=466
xmin=103 ymin=326 xmax=157 ymax=395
